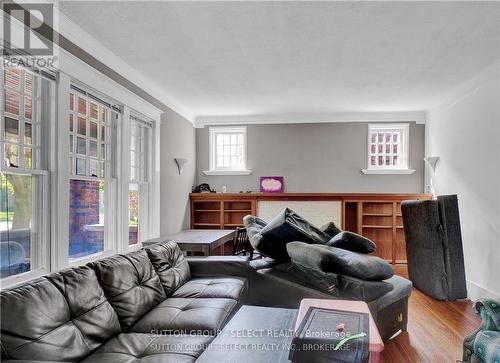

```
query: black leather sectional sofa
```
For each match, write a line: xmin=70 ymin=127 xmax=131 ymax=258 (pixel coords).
xmin=0 ymin=241 xmax=248 ymax=362
xmin=1 ymin=236 xmax=412 ymax=361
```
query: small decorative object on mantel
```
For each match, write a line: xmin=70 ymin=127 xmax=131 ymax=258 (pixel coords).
xmin=192 ymin=183 xmax=215 ymax=193
xmin=260 ymin=176 xmax=284 ymax=193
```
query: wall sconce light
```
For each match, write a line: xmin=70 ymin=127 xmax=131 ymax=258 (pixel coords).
xmin=424 ymin=156 xmax=439 ymax=197
xmin=174 ymin=158 xmax=188 ymax=175
xmin=424 ymin=156 xmax=439 ymax=172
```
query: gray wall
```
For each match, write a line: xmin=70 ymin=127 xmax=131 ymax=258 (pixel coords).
xmin=426 ymin=62 xmax=500 ymax=300
xmin=196 ymin=122 xmax=425 ymax=193
xmin=160 ymin=109 xmax=196 ymax=234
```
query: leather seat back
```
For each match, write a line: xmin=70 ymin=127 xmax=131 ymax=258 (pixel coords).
xmin=90 ymin=250 xmax=166 ymax=330
xmin=0 ymin=266 xmax=121 ymax=361
xmin=145 ymin=240 xmax=191 ymax=296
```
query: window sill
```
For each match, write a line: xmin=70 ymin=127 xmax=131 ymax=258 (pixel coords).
xmin=68 ymin=250 xmax=117 ymax=267
xmin=361 ymin=168 xmax=415 ymax=175
xmin=202 ymin=169 xmax=253 ymax=176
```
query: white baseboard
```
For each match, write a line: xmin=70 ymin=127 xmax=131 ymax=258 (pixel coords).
xmin=466 ymin=279 xmax=500 ymax=301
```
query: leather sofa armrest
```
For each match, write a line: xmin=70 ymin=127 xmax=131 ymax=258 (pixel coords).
xmin=186 ymin=256 xmax=250 ymax=278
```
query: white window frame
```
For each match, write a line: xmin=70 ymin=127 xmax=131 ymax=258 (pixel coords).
xmin=127 ymin=113 xmax=153 ymax=248
xmin=362 ymin=123 xmax=415 ymax=175
xmin=1 ymin=44 xmax=162 ymax=288
xmin=203 ymin=126 xmax=252 ymax=175
xmin=0 ymin=65 xmax=54 ymax=288
xmin=67 ymin=85 xmax=120 ymax=265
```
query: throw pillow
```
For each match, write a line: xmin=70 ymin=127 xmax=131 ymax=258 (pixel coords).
xmin=257 ymin=208 xmax=331 ymax=260
xmin=286 ymin=241 xmax=393 ymax=280
xmin=327 ymin=231 xmax=376 ymax=254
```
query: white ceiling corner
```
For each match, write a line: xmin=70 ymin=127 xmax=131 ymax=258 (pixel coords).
xmin=195 ymin=111 xmax=427 ymax=128
xmin=57 ymin=9 xmax=195 ymax=123
xmin=58 ymin=1 xmax=500 ymax=125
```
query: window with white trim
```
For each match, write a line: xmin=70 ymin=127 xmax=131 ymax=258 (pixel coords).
xmin=68 ymin=88 xmax=118 ymax=259
xmin=207 ymin=126 xmax=250 ymax=174
xmin=128 ymin=113 xmax=152 ymax=246
xmin=1 ymin=66 xmax=54 ymax=280
xmin=363 ymin=124 xmax=414 ymax=174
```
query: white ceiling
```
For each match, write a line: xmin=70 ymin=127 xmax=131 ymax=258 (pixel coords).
xmin=59 ymin=1 xmax=500 ymax=122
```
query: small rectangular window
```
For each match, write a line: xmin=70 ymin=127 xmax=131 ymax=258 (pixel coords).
xmin=366 ymin=124 xmax=410 ymax=171
xmin=209 ymin=126 xmax=247 ymax=171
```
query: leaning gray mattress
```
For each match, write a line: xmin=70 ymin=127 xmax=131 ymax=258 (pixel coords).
xmin=401 ymin=195 xmax=467 ymax=300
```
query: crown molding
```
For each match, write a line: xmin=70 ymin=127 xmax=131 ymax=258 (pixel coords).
xmin=1 ymin=5 xmax=162 ymax=121
xmin=195 ymin=111 xmax=426 ymax=128
xmin=56 ymin=8 xmax=195 ymax=123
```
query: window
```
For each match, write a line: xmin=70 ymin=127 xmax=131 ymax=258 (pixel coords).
xmin=362 ymin=124 xmax=414 ymax=174
xmin=68 ymin=88 xmax=118 ymax=259
xmin=204 ymin=126 xmax=251 ymax=175
xmin=128 ymin=115 xmax=152 ymax=246
xmin=1 ymin=66 xmax=53 ymax=280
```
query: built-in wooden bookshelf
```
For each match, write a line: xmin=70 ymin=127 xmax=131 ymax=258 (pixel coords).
xmin=344 ymin=200 xmax=413 ymax=264
xmin=190 ymin=193 xmax=431 ymax=264
xmin=191 ymin=197 xmax=256 ymax=230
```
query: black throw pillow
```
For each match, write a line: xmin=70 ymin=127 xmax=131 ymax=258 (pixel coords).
xmin=327 ymin=231 xmax=376 ymax=254
xmin=320 ymin=221 xmax=343 ymax=238
xmin=286 ymin=242 xmax=393 ymax=281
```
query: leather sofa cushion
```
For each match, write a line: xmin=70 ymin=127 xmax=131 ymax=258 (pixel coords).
xmin=374 ymin=275 xmax=413 ymax=311
xmin=81 ymin=333 xmax=214 ymax=363
xmin=320 ymin=221 xmax=343 ymax=238
xmin=327 ymin=231 xmax=377 ymax=254
xmin=90 ymin=250 xmax=166 ymax=330
xmin=127 ymin=297 xmax=236 ymax=335
xmin=0 ymin=275 xmax=115 ymax=362
xmin=146 ymin=240 xmax=191 ymax=296
xmin=46 ymin=266 xmax=122 ymax=343
xmin=291 ymin=261 xmax=394 ymax=301
xmin=171 ymin=277 xmax=246 ymax=300
xmin=255 ymin=208 xmax=330 ymax=261
xmin=287 ymin=242 xmax=393 ymax=280
xmin=249 ymin=257 xmax=280 ymax=270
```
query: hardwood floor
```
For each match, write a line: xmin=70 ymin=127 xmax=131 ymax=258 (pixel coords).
xmin=381 ymin=266 xmax=480 ymax=362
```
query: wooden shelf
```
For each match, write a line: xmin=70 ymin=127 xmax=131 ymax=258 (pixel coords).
xmin=191 ymin=192 xmax=432 ymax=262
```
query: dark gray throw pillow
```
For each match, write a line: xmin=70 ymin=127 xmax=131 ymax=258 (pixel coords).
xmin=256 ymin=208 xmax=331 ymax=260
xmin=320 ymin=221 xmax=343 ymax=238
xmin=286 ymin=242 xmax=393 ymax=281
xmin=327 ymin=231 xmax=376 ymax=254
xmin=291 ymin=261 xmax=393 ymax=301
xmin=243 ymin=214 xmax=266 ymax=253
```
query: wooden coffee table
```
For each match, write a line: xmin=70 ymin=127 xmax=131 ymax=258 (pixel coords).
xmin=295 ymin=299 xmax=384 ymax=363
xmin=143 ymin=229 xmax=236 ymax=256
